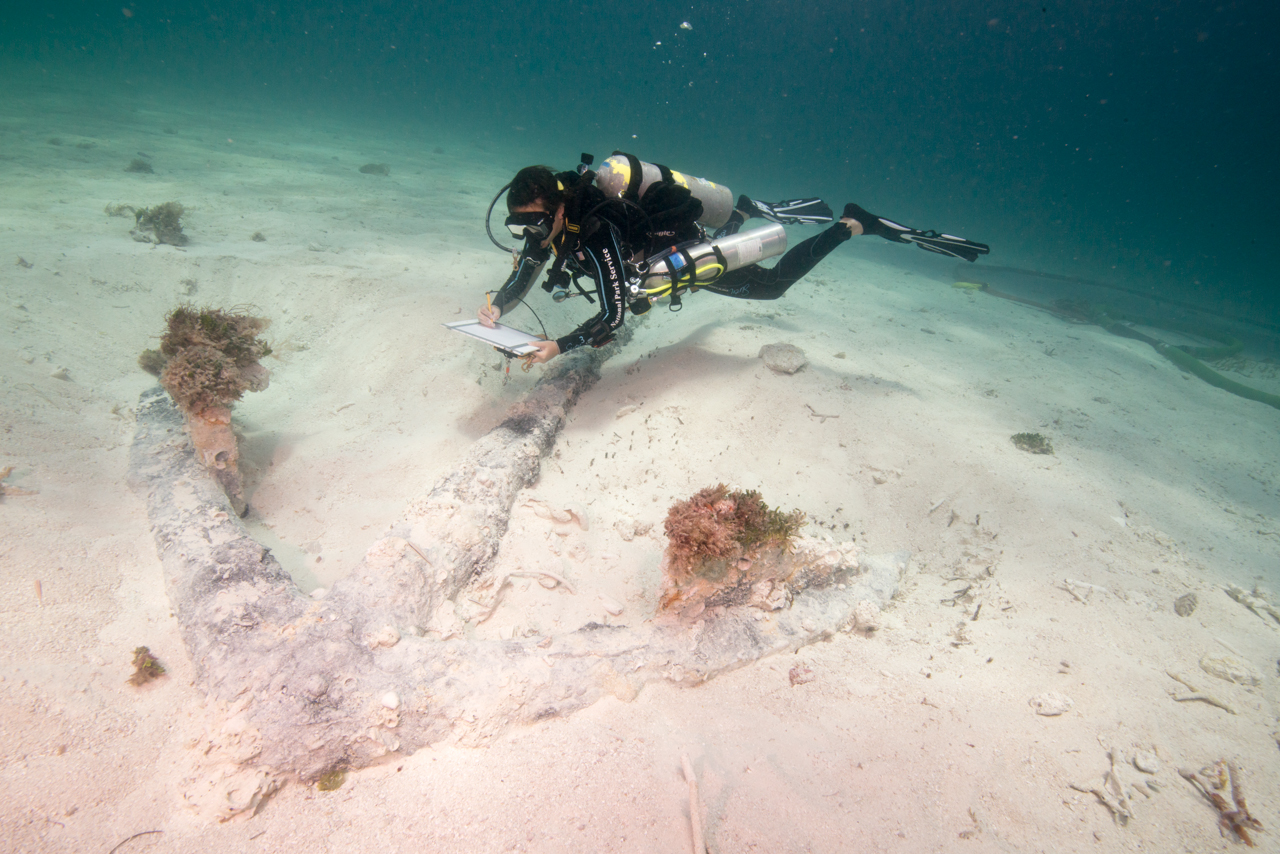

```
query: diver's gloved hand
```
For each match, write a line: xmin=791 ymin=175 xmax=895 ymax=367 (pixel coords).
xmin=843 ymin=203 xmax=990 ymax=263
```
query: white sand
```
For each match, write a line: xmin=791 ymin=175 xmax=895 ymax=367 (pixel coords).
xmin=3 ymin=75 xmax=1280 ymax=852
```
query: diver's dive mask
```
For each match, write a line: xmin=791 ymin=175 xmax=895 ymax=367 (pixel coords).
xmin=504 ymin=211 xmax=553 ymax=241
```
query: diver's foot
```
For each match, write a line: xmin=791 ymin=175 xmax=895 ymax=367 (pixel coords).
xmin=736 ymin=195 xmax=757 ymax=218
xmin=713 ymin=207 xmax=749 ymax=239
xmin=842 ymin=203 xmax=907 ymax=242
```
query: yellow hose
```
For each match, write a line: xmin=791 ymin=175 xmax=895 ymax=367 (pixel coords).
xmin=642 ymin=261 xmax=726 ymax=298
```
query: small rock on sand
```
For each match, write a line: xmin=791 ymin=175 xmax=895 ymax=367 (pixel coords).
xmin=1133 ymin=750 xmax=1161 ymax=774
xmin=851 ymin=600 xmax=881 ymax=633
xmin=789 ymin=664 xmax=816 ymax=686
xmin=614 ymin=516 xmax=651 ymax=542
xmin=759 ymin=343 xmax=807 ymax=374
xmin=1199 ymin=653 xmax=1262 ymax=686
xmin=1174 ymin=592 xmax=1197 ymax=616
xmin=1029 ymin=691 xmax=1073 ymax=716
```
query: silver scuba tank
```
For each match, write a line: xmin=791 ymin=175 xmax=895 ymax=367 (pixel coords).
xmin=595 ymin=153 xmax=736 ymax=229
xmin=631 ymin=222 xmax=788 ymax=300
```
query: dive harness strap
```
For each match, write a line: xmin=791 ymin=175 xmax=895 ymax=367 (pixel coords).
xmin=541 ymin=267 xmax=597 ymax=305
xmin=546 ymin=173 xmax=605 ymax=294
xmin=635 ymin=241 xmax=728 ymax=311
xmin=585 ymin=317 xmax=615 ymax=348
xmin=615 ymin=152 xmax=645 ymax=201
xmin=668 ymin=246 xmax=695 ymax=311
xmin=611 ymin=150 xmax=679 ymax=203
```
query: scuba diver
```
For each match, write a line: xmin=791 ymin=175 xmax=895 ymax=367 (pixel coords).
xmin=477 ymin=153 xmax=989 ymax=366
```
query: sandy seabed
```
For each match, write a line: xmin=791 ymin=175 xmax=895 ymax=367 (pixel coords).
xmin=3 ymin=72 xmax=1280 ymax=853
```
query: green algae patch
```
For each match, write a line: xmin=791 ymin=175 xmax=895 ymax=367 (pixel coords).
xmin=317 ymin=770 xmax=347 ymax=791
xmin=1011 ymin=432 xmax=1053 ymax=455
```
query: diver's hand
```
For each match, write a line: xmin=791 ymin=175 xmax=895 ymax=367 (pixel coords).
xmin=522 ymin=339 xmax=560 ymax=366
xmin=478 ymin=303 xmax=502 ymax=328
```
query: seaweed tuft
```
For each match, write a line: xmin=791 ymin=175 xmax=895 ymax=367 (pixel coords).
xmin=128 ymin=646 xmax=165 ymax=686
xmin=1011 ymin=432 xmax=1053 ymax=455
xmin=138 ymin=348 xmax=166 ymax=377
xmin=155 ymin=305 xmax=271 ymax=415
xmin=663 ymin=484 xmax=805 ymax=584
xmin=132 ymin=201 xmax=187 ymax=246
xmin=316 ymin=769 xmax=347 ymax=791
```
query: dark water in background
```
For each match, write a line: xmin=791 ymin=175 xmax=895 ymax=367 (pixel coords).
xmin=3 ymin=1 xmax=1277 ymax=327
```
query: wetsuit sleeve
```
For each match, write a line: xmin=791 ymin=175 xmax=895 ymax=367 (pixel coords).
xmin=492 ymin=238 xmax=551 ymax=312
xmin=555 ymin=227 xmax=629 ymax=355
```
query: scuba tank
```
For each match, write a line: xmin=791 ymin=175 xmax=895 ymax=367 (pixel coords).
xmin=630 ymin=222 xmax=788 ymax=307
xmin=595 ymin=152 xmax=735 ymax=230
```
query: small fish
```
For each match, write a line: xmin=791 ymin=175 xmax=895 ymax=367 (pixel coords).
xmin=136 ymin=151 xmax=152 ymax=159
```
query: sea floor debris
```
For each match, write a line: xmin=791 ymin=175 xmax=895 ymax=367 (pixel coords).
xmin=1166 ymin=669 xmax=1237 ymax=714
xmin=1225 ymin=583 xmax=1280 ymax=628
xmin=129 ymin=328 xmax=904 ymax=815
xmin=127 ymin=646 xmax=166 ymax=686
xmin=0 ymin=465 xmax=35 ymax=497
xmin=1180 ymin=761 xmax=1263 ymax=847
xmin=1069 ymin=747 xmax=1156 ymax=826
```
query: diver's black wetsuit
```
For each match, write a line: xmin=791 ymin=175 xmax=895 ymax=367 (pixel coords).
xmin=697 ymin=223 xmax=851 ymax=300
xmin=492 ymin=219 xmax=631 ymax=355
xmin=493 ymin=214 xmax=852 ymax=355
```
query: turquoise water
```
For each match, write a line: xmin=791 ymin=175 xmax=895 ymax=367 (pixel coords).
xmin=4 ymin=6 xmax=1280 ymax=848
xmin=3 ymin=1 xmax=1277 ymax=325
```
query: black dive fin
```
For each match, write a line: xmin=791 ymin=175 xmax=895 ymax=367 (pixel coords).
xmin=842 ymin=203 xmax=990 ymax=263
xmin=902 ymin=231 xmax=990 ymax=263
xmin=742 ymin=195 xmax=835 ymax=225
